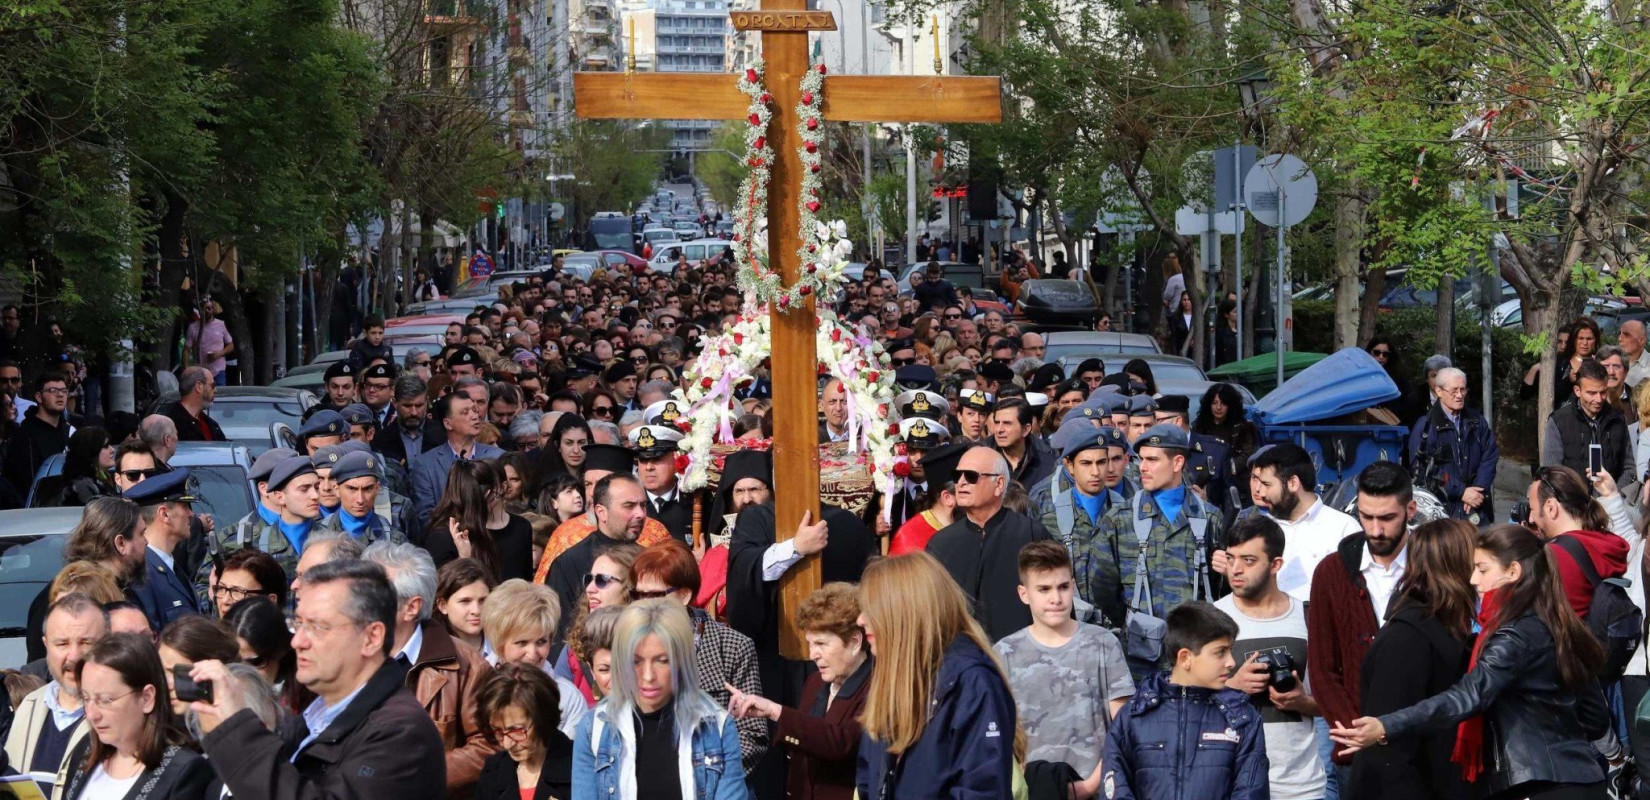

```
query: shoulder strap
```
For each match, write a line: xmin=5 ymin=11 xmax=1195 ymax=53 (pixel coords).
xmin=1554 ymin=534 xmax=1602 ymax=589
xmin=1130 ymin=493 xmax=1154 ymax=616
xmin=1053 ymin=473 xmax=1076 ymax=544
xmin=1189 ymin=502 xmax=1212 ymax=601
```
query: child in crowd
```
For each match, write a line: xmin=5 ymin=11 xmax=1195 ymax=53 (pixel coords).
xmin=1101 ymin=602 xmax=1269 ymax=800
xmin=996 ymin=540 xmax=1134 ymax=799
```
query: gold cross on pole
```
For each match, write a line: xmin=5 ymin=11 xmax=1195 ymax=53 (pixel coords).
xmin=575 ymin=2 xmax=1001 ymax=659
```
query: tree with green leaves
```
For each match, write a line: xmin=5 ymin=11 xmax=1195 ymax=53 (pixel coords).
xmin=554 ymin=121 xmax=669 ymax=232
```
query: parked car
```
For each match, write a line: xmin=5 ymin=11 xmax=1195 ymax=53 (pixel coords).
xmin=1042 ymin=331 xmax=1162 ymax=364
xmin=1056 ymin=352 xmax=1254 ymax=418
xmin=0 ymin=507 xmax=90 ymax=667
xmin=270 ymin=370 xmax=325 ymax=395
xmin=650 ymin=239 xmax=734 ymax=272
xmin=27 ymin=442 xmax=256 ymax=532
xmin=198 ymin=387 xmax=316 ymax=455
xmin=1015 ymin=279 xmax=1100 ymax=327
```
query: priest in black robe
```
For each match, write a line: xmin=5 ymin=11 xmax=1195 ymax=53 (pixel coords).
xmin=925 ymin=445 xmax=1053 ymax=642
xmin=725 ymin=451 xmax=875 ymax=706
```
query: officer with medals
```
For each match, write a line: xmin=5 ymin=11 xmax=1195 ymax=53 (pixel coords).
xmin=630 ymin=421 xmax=692 ymax=544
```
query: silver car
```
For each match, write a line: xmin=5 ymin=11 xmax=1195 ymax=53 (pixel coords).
xmin=0 ymin=507 xmax=89 ymax=668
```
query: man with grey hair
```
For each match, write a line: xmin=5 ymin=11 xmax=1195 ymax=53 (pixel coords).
xmin=508 ymin=411 xmax=544 ymax=451
xmin=402 ymin=347 xmax=432 ymax=382
xmin=139 ymin=414 xmax=180 ymax=464
xmin=362 ymin=541 xmax=495 ymax=795
xmin=925 ymin=445 xmax=1054 ymax=641
xmin=588 ymin=419 xmax=621 ymax=445
xmin=1620 ymin=319 xmax=1650 ymax=389
xmin=289 ymin=530 xmax=366 ymax=598
xmin=637 ymin=379 xmax=673 ymax=410
xmin=1408 ymin=366 xmax=1498 ymax=523
xmin=5 ymin=593 xmax=106 ymax=795
xmin=161 ymin=365 xmax=226 ymax=442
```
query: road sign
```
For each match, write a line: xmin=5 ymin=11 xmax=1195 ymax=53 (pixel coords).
xmin=470 ymin=251 xmax=495 ymax=278
xmin=1244 ymin=154 xmax=1317 ymax=228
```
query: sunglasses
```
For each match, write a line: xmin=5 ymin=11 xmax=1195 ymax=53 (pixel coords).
xmin=892 ymin=357 xmax=916 ymax=367
xmin=632 ymin=588 xmax=676 ymax=600
xmin=1371 ymin=349 xmax=1391 ymax=358
xmin=955 ymin=469 xmax=1002 ymax=484
xmin=592 ymin=405 xmax=614 ymax=417
xmin=944 ymin=313 xmax=962 ymax=320
xmin=583 ymin=572 xmax=623 ymax=591
xmin=118 ymin=468 xmax=166 ymax=482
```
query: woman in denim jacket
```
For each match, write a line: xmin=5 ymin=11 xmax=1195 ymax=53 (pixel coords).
xmin=572 ymin=599 xmax=748 ymax=800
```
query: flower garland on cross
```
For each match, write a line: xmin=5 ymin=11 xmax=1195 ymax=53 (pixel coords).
xmin=672 ymin=60 xmax=909 ymax=516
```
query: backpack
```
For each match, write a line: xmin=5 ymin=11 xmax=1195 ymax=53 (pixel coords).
xmin=1553 ymin=534 xmax=1642 ymax=682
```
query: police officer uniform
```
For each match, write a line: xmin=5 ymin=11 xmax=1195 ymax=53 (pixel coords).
xmin=316 ymin=450 xmax=408 ymax=545
xmin=340 ymin=403 xmax=412 ymax=499
xmin=316 ymin=361 xmax=358 ymax=413
xmin=125 ymin=470 xmax=205 ymax=629
xmin=360 ymin=363 xmax=398 ymax=430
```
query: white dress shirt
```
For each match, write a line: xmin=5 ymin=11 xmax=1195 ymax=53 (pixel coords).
xmin=1359 ymin=542 xmax=1409 ymax=626
xmin=1270 ymin=498 xmax=1364 ymax=603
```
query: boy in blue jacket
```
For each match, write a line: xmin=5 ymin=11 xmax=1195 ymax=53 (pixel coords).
xmin=1101 ymin=602 xmax=1269 ymax=800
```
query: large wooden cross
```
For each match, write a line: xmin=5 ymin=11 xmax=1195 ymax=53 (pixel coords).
xmin=575 ymin=4 xmax=1000 ymax=658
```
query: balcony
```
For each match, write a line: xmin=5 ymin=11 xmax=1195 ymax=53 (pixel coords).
xmin=424 ymin=0 xmax=486 ymax=30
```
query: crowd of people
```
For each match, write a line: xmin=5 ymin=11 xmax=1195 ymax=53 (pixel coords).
xmin=4 ymin=239 xmax=1650 ymax=800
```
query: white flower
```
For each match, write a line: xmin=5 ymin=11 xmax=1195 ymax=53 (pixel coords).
xmin=814 ymin=221 xmax=830 ymax=240
xmin=831 ymin=220 xmax=848 ymax=239
xmin=834 ymin=240 xmax=853 ymax=259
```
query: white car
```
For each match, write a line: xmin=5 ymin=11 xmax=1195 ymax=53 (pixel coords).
xmin=650 ymin=239 xmax=735 ymax=272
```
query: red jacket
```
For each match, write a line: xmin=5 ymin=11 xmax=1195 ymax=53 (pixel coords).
xmin=1307 ymin=532 xmax=1381 ymax=765
xmin=1549 ymin=529 xmax=1630 ymax=617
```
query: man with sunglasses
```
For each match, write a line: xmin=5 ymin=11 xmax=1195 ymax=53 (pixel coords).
xmin=926 ymin=446 xmax=1054 ymax=642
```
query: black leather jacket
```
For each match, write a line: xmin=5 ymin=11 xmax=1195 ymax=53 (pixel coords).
xmin=1380 ymin=613 xmax=1609 ymax=796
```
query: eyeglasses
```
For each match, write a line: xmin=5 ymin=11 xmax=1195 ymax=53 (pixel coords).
xmin=583 ymin=572 xmax=623 ymax=591
xmin=944 ymin=313 xmax=962 ymax=320
xmin=117 ymin=468 xmax=165 ymax=482
xmin=591 ymin=405 xmax=614 ymax=417
xmin=414 ymin=360 xmax=432 ymax=367
xmin=954 ymin=469 xmax=1002 ymax=484
xmin=494 ymin=725 xmax=532 ymax=742
xmin=41 ymin=387 xmax=68 ymax=396
xmin=214 ymin=584 xmax=265 ymax=604
xmin=287 ymin=616 xmax=356 ymax=639
xmin=1370 ymin=349 xmax=1391 ymax=358
xmin=81 ymin=689 xmax=138 ymax=709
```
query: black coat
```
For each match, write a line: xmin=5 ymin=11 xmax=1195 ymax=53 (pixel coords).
xmin=201 ymin=659 xmax=447 ymax=800
xmin=159 ymin=400 xmax=226 ymax=443
xmin=1379 ymin=612 xmax=1610 ymax=797
xmin=2 ymin=411 xmax=69 ymax=496
xmin=63 ymin=739 xmax=213 ymax=800
xmin=472 ymin=733 xmax=573 ymax=800
xmin=1351 ymin=603 xmax=1476 ymax=800
xmin=925 ymin=507 xmax=1053 ymax=642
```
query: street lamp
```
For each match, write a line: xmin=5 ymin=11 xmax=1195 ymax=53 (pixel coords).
xmin=1234 ymin=68 xmax=1274 ymax=356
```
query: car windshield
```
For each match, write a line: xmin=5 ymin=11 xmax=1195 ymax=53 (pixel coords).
xmin=0 ymin=536 xmax=64 ymax=631
xmin=213 ymin=400 xmax=305 ymax=427
xmin=186 ymin=466 xmax=253 ymax=526
xmin=1150 ymin=362 xmax=1208 ymax=386
xmin=1046 ymin=340 xmax=1158 ymax=362
xmin=644 ymin=230 xmax=678 ymax=243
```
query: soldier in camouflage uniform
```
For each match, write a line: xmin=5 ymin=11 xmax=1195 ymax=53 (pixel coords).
xmin=316 ymin=450 xmax=407 ymax=544
xmin=202 ymin=454 xmax=322 ymax=595
xmin=1078 ymin=424 xmax=1225 ymax=677
xmin=1030 ymin=422 xmax=1128 ymax=551
xmin=340 ymin=402 xmax=412 ymax=499
xmin=197 ymin=447 xmax=297 ymax=605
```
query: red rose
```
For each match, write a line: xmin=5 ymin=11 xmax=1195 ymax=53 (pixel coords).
xmin=748 ymin=113 xmax=762 ymax=126
xmin=887 ymin=423 xmax=899 ymax=436
xmin=878 ymin=403 xmax=889 ymax=417
xmin=800 ymin=285 xmax=812 ymax=296
xmin=676 ymin=420 xmax=692 ymax=432
xmin=745 ymin=68 xmax=758 ymax=83
xmin=810 ymin=163 xmax=821 ymax=173
xmin=893 ymin=460 xmax=911 ymax=478
xmin=805 ymin=141 xmax=818 ymax=153
xmin=781 ymin=296 xmax=792 ymax=309
xmin=733 ymin=332 xmax=744 ymax=344
xmin=831 ymin=329 xmax=841 ymax=342
xmin=806 ymin=117 xmax=819 ymax=130
xmin=806 ymin=263 xmax=817 ymax=273
xmin=701 ymin=377 xmax=713 ymax=389
xmin=674 ymin=454 xmax=690 ymax=473
xmin=807 ymin=201 xmax=821 ymax=212
xmin=817 ymin=63 xmax=827 ymax=74
xmin=760 ymin=92 xmax=772 ymax=104
xmin=867 ymin=371 xmax=879 ymax=383
xmin=753 ymin=136 xmax=766 ymax=149
xmin=802 ymin=91 xmax=814 ymax=104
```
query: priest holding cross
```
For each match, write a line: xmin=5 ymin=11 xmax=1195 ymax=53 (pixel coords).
xmin=575 ymin=0 xmax=1001 ymax=665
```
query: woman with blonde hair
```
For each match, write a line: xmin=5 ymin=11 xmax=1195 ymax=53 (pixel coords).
xmin=854 ymin=551 xmax=1019 ymax=799
xmin=571 ymin=599 xmax=746 ymax=800
xmin=481 ymin=579 xmax=590 ymax=738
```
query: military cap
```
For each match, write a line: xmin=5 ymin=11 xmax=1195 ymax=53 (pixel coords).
xmin=448 ymin=346 xmax=483 ymax=368
xmin=894 ymin=365 xmax=939 ymax=392
xmin=1028 ymin=363 xmax=1066 ymax=393
xmin=887 ymin=337 xmax=918 ymax=354
xmin=629 ymin=424 xmax=684 ymax=459
xmin=1051 ymin=419 xmax=1104 ymax=457
xmin=299 ymin=410 xmax=347 ymax=439
xmin=122 ymin=468 xmax=195 ymax=506
xmin=644 ymin=399 xmax=688 ymax=427
xmin=323 ymin=361 xmax=357 ymax=382
xmin=1135 ymin=423 xmax=1191 ymax=452
xmin=1097 ymin=426 xmax=1131 ymax=453
xmin=978 ymin=361 xmax=1016 ymax=384
xmin=362 ymin=363 xmax=396 ymax=382
xmin=1127 ymin=395 xmax=1157 ymax=418
xmin=268 ymin=455 xmax=318 ymax=491
xmin=249 ymin=448 xmax=299 ymax=483
xmin=1024 ymin=392 xmax=1050 ymax=412
xmin=330 ymin=451 xmax=382 ymax=485
xmin=339 ymin=403 xmax=377 ymax=429
xmin=959 ymin=388 xmax=995 ymax=413
xmin=900 ymin=417 xmax=951 ymax=450
xmin=583 ymin=444 xmax=635 ymax=475
xmin=604 ymin=360 xmax=637 ymax=383
xmin=896 ymin=389 xmax=950 ymax=421
xmin=566 ymin=353 xmax=603 ymax=379
xmin=1157 ymin=395 xmax=1190 ymax=417
xmin=311 ymin=443 xmax=350 ymax=470
xmin=919 ymin=442 xmax=971 ymax=489
xmin=1100 ymin=373 xmax=1134 ymax=394
xmin=1074 ymin=357 xmax=1107 ymax=377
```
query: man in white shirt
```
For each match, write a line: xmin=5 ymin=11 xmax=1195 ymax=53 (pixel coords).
xmin=1216 ymin=443 xmax=1362 ymax=602
xmin=5 ymin=594 xmax=103 ymax=797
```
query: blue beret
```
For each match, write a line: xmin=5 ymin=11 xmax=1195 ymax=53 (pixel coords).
xmin=268 ymin=455 xmax=317 ymax=490
xmin=249 ymin=448 xmax=298 ymax=483
xmin=1127 ymin=395 xmax=1157 ymax=417
xmin=330 ymin=451 xmax=381 ymax=485
xmin=1098 ymin=426 xmax=1131 ymax=454
xmin=300 ymin=410 xmax=347 ymax=439
xmin=312 ymin=443 xmax=350 ymax=470
xmin=1051 ymin=418 xmax=1104 ymax=456
xmin=122 ymin=468 xmax=195 ymax=506
xmin=339 ymin=404 xmax=376 ymax=429
xmin=894 ymin=365 xmax=939 ymax=391
xmin=1135 ymin=423 xmax=1191 ymax=452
